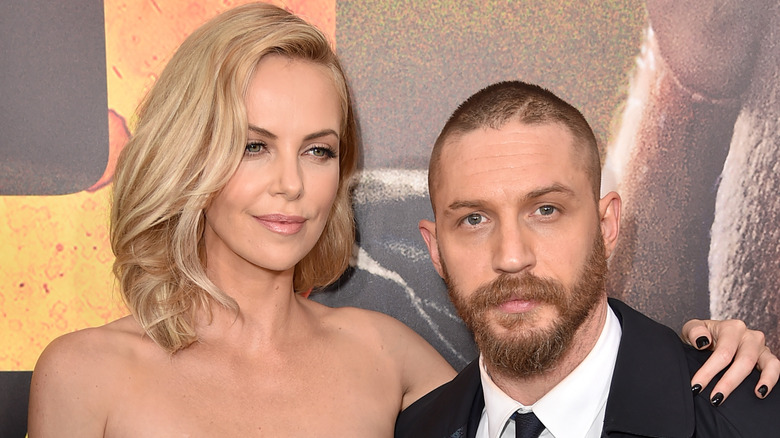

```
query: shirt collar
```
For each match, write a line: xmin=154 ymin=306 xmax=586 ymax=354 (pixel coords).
xmin=479 ymin=307 xmax=622 ymax=438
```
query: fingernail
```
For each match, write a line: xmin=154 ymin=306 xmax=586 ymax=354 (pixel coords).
xmin=758 ymin=385 xmax=768 ymax=398
xmin=711 ymin=392 xmax=724 ymax=407
xmin=691 ymin=384 xmax=702 ymax=396
xmin=695 ymin=336 xmax=710 ymax=349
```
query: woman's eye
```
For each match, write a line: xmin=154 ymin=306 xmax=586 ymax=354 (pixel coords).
xmin=245 ymin=142 xmax=265 ymax=155
xmin=307 ymin=146 xmax=336 ymax=159
xmin=537 ymin=205 xmax=556 ymax=216
xmin=464 ymin=214 xmax=483 ymax=226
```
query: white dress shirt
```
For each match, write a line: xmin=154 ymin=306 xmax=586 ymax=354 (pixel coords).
xmin=476 ymin=306 xmax=622 ymax=438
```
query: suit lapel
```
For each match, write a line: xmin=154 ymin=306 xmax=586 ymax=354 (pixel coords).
xmin=602 ymin=299 xmax=695 ymax=437
xmin=395 ymin=359 xmax=485 ymax=437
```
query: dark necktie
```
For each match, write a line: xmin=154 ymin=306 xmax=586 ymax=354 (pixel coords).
xmin=512 ymin=411 xmax=545 ymax=438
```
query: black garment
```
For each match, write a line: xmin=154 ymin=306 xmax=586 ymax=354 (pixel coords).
xmin=395 ymin=299 xmax=780 ymax=438
xmin=512 ymin=411 xmax=545 ymax=438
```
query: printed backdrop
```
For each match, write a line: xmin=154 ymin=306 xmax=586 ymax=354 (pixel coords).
xmin=1 ymin=0 xmax=778 ymax=434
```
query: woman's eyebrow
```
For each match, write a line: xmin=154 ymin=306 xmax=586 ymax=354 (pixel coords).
xmin=247 ymin=125 xmax=339 ymax=142
xmin=247 ymin=124 xmax=276 ymax=139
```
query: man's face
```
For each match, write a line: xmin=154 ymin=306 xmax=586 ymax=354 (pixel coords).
xmin=420 ymin=121 xmax=620 ymax=376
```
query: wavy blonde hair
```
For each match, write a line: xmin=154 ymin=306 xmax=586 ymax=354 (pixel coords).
xmin=111 ymin=3 xmax=358 ymax=353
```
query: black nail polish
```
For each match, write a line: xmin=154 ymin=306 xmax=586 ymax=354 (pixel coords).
xmin=696 ymin=336 xmax=710 ymax=349
xmin=691 ymin=384 xmax=702 ymax=396
xmin=758 ymin=385 xmax=769 ymax=398
xmin=711 ymin=392 xmax=724 ymax=407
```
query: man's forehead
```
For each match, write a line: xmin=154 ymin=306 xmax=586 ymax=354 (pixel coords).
xmin=431 ymin=121 xmax=590 ymax=206
xmin=440 ymin=122 xmax=578 ymax=171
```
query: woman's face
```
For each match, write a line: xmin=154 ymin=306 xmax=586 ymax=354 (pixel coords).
xmin=204 ymin=55 xmax=342 ymax=278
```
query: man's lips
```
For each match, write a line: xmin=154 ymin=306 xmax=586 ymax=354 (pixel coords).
xmin=254 ymin=214 xmax=306 ymax=235
xmin=497 ymin=298 xmax=539 ymax=314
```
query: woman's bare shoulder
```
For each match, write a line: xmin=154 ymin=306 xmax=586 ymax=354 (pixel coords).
xmin=31 ymin=315 xmax=154 ymax=396
xmin=310 ymin=300 xmax=418 ymax=340
xmin=37 ymin=316 xmax=148 ymax=364
xmin=28 ymin=316 xmax=156 ymax=437
xmin=306 ymin=300 xmax=456 ymax=408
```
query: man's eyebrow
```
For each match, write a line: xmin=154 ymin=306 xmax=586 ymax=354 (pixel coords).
xmin=523 ymin=183 xmax=575 ymax=201
xmin=247 ymin=125 xmax=339 ymax=142
xmin=445 ymin=184 xmax=575 ymax=212
xmin=446 ymin=200 xmax=483 ymax=211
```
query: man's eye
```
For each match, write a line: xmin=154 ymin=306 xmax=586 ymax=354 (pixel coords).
xmin=537 ymin=205 xmax=556 ymax=216
xmin=465 ymin=214 xmax=483 ymax=226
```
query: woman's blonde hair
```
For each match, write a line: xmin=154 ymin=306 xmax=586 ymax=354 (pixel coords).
xmin=111 ymin=3 xmax=358 ymax=353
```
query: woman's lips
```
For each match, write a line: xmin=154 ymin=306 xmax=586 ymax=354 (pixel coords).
xmin=254 ymin=214 xmax=306 ymax=235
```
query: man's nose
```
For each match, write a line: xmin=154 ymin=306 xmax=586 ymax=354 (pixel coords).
xmin=491 ymin=221 xmax=535 ymax=274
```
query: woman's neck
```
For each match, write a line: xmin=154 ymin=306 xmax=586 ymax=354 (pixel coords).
xmin=198 ymin=259 xmax=310 ymax=352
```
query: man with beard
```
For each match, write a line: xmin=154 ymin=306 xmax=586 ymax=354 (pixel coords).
xmin=394 ymin=81 xmax=780 ymax=438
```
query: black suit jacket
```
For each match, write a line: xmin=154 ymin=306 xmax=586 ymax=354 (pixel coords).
xmin=395 ymin=299 xmax=780 ymax=437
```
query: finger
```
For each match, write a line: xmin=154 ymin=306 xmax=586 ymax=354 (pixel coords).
xmin=681 ymin=319 xmax=712 ymax=349
xmin=754 ymin=347 xmax=780 ymax=399
xmin=707 ymin=336 xmax=762 ymax=406
xmin=689 ymin=320 xmax=747 ymax=399
xmin=690 ymin=341 xmax=740 ymax=402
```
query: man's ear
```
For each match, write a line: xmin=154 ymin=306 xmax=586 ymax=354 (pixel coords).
xmin=419 ymin=219 xmax=445 ymax=278
xmin=598 ymin=191 xmax=621 ymax=258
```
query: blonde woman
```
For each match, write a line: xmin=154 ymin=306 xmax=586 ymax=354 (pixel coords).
xmin=27 ymin=3 xmax=778 ymax=437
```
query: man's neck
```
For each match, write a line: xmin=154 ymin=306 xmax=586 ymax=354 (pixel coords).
xmin=486 ymin=296 xmax=609 ymax=405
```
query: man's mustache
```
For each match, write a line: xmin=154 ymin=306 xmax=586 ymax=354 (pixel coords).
xmin=469 ymin=273 xmax=567 ymax=310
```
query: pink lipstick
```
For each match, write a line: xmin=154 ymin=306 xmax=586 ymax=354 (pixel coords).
xmin=254 ymin=214 xmax=306 ymax=235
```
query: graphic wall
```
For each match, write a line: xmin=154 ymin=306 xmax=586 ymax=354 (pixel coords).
xmin=2 ymin=0 xmax=778 ymax=434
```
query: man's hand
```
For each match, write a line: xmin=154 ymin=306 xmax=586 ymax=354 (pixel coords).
xmin=683 ymin=319 xmax=780 ymax=405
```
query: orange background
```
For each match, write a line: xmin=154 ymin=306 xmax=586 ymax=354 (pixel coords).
xmin=0 ymin=0 xmax=335 ymax=371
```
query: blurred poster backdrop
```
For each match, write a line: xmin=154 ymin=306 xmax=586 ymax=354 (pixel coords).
xmin=2 ymin=0 xmax=778 ymax=399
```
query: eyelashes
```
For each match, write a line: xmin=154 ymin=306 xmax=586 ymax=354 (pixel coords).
xmin=458 ymin=205 xmax=560 ymax=228
xmin=306 ymin=145 xmax=337 ymax=159
xmin=243 ymin=142 xmax=338 ymax=160
xmin=244 ymin=141 xmax=266 ymax=157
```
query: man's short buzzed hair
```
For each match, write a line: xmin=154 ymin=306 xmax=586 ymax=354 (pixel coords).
xmin=428 ymin=80 xmax=601 ymax=211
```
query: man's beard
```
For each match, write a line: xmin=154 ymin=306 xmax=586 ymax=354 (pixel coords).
xmin=442 ymin=233 xmax=608 ymax=378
